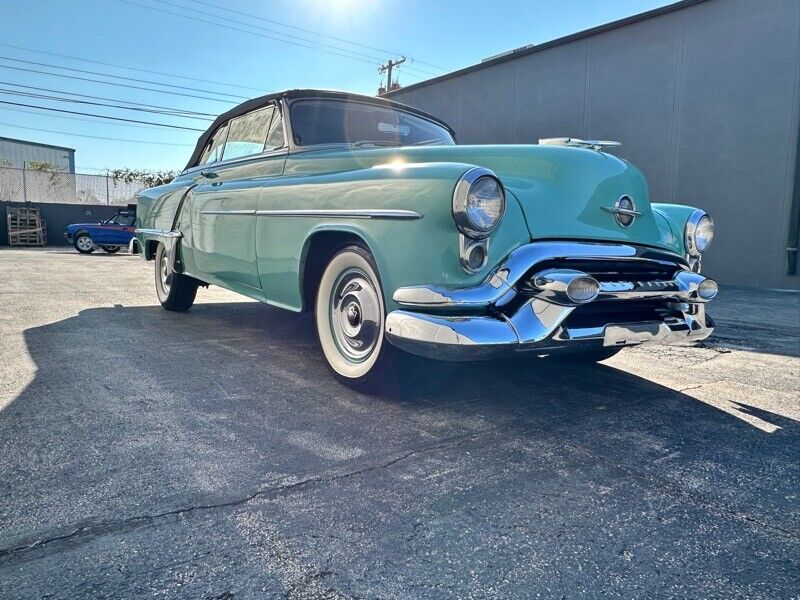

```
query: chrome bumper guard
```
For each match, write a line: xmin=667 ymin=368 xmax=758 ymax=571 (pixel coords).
xmin=385 ymin=242 xmax=716 ymax=360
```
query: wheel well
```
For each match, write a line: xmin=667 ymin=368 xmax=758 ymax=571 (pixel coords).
xmin=301 ymin=231 xmax=368 ymax=312
xmin=145 ymin=239 xmax=160 ymax=260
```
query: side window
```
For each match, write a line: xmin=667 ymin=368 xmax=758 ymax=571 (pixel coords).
xmin=199 ymin=124 xmax=228 ymax=165
xmin=117 ymin=214 xmax=135 ymax=226
xmin=222 ymin=106 xmax=274 ymax=161
xmin=264 ymin=108 xmax=285 ymax=151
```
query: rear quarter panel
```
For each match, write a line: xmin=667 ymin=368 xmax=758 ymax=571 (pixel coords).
xmin=134 ymin=178 xmax=193 ymax=259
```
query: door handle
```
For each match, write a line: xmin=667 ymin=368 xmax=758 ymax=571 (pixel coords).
xmin=199 ymin=170 xmax=218 ymax=179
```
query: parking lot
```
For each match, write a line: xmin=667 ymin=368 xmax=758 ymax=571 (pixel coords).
xmin=0 ymin=248 xmax=798 ymax=598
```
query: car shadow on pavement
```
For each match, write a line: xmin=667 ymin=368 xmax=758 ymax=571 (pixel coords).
xmin=1 ymin=300 xmax=797 ymax=597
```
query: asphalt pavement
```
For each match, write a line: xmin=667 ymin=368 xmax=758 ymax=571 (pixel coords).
xmin=0 ymin=248 xmax=798 ymax=599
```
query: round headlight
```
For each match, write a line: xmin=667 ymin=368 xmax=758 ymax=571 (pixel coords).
xmin=453 ymin=168 xmax=505 ymax=238
xmin=685 ymin=210 xmax=714 ymax=257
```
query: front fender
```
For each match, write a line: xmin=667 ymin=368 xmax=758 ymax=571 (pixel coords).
xmin=651 ymin=203 xmax=702 ymax=258
xmin=256 ymin=161 xmax=530 ymax=312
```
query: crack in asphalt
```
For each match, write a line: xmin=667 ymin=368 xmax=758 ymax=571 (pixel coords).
xmin=0 ymin=429 xmax=496 ymax=564
xmin=554 ymin=436 xmax=800 ymax=543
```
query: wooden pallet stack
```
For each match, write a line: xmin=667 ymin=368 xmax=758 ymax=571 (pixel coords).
xmin=6 ymin=206 xmax=47 ymax=247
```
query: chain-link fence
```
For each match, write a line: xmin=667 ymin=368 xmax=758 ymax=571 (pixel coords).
xmin=0 ymin=166 xmax=149 ymax=206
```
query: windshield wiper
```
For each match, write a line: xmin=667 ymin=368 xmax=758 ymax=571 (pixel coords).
xmin=351 ymin=140 xmax=402 ymax=148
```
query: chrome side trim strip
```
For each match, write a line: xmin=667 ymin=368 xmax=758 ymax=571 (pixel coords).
xmin=135 ymin=228 xmax=182 ymax=239
xmin=200 ymin=209 xmax=257 ymax=215
xmin=254 ymin=209 xmax=422 ymax=219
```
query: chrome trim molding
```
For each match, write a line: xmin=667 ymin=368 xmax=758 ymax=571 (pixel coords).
xmin=255 ymin=209 xmax=422 ymax=219
xmin=452 ymin=166 xmax=505 ymax=239
xmin=200 ymin=209 xmax=257 ymax=215
xmin=134 ymin=228 xmax=183 ymax=239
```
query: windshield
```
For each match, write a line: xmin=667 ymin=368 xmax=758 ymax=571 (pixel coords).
xmin=290 ymin=99 xmax=454 ymax=148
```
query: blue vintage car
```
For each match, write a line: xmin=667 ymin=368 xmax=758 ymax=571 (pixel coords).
xmin=65 ymin=208 xmax=136 ymax=254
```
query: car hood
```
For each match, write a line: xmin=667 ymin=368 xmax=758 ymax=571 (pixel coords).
xmin=288 ymin=144 xmax=679 ymax=254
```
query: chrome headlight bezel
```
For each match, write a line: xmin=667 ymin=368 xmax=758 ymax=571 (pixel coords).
xmin=452 ymin=167 xmax=506 ymax=239
xmin=685 ymin=209 xmax=714 ymax=257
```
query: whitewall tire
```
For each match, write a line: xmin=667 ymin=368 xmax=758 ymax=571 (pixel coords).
xmin=154 ymin=242 xmax=198 ymax=312
xmin=315 ymin=245 xmax=392 ymax=386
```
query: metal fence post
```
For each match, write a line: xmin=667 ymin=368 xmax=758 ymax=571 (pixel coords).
xmin=105 ymin=175 xmax=110 ymax=205
xmin=21 ymin=161 xmax=27 ymax=202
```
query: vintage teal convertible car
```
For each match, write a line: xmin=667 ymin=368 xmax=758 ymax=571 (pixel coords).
xmin=133 ymin=89 xmax=717 ymax=386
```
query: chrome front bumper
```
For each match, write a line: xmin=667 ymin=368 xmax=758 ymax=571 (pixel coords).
xmin=385 ymin=241 xmax=716 ymax=360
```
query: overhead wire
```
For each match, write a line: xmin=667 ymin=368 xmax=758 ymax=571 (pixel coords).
xmin=0 ymin=42 xmax=273 ymax=94
xmin=0 ymin=121 xmax=195 ymax=146
xmin=0 ymin=62 xmax=239 ymax=104
xmin=0 ymin=99 xmax=206 ymax=131
xmin=0 ymin=88 xmax=214 ymax=121
xmin=0 ymin=55 xmax=248 ymax=100
xmin=0 ymin=80 xmax=217 ymax=117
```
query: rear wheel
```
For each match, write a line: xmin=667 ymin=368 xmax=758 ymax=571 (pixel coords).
xmin=154 ymin=243 xmax=198 ymax=311
xmin=74 ymin=233 xmax=94 ymax=254
xmin=101 ymin=245 xmax=120 ymax=253
xmin=314 ymin=245 xmax=398 ymax=390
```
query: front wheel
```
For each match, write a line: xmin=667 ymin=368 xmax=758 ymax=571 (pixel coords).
xmin=73 ymin=233 xmax=94 ymax=254
xmin=101 ymin=245 xmax=120 ymax=253
xmin=154 ymin=243 xmax=198 ymax=311
xmin=315 ymin=245 xmax=398 ymax=390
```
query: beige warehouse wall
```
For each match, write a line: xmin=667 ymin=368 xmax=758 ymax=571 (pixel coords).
xmin=389 ymin=0 xmax=800 ymax=289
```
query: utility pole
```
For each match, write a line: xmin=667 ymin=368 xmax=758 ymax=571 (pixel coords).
xmin=379 ymin=57 xmax=406 ymax=94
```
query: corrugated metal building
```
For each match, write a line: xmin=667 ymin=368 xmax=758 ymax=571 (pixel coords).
xmin=388 ymin=0 xmax=800 ymax=289
xmin=0 ymin=137 xmax=75 ymax=173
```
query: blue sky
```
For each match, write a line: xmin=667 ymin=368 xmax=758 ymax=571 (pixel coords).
xmin=0 ymin=0 xmax=670 ymax=172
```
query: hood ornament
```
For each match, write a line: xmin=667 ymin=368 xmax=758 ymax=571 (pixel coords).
xmin=601 ymin=195 xmax=641 ymax=227
xmin=539 ymin=137 xmax=621 ymax=151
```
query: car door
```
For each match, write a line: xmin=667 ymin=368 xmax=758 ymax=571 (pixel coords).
xmin=104 ymin=212 xmax=135 ymax=245
xmin=190 ymin=105 xmax=287 ymax=292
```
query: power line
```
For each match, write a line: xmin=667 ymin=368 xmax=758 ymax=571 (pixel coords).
xmin=0 ymin=120 xmax=195 ymax=146
xmin=0 ymin=105 xmax=200 ymax=132
xmin=0 ymin=55 xmax=247 ymax=100
xmin=0 ymin=42 xmax=273 ymax=94
xmin=183 ymin=0 xmax=447 ymax=74
xmin=0 ymin=63 xmax=239 ymax=104
xmin=150 ymin=0 xmax=387 ymax=64
xmin=116 ymin=0 xmax=380 ymax=66
xmin=0 ymin=88 xmax=214 ymax=121
xmin=150 ymin=0 xmax=440 ymax=79
xmin=0 ymin=100 xmax=205 ymax=131
xmin=0 ymin=80 xmax=216 ymax=117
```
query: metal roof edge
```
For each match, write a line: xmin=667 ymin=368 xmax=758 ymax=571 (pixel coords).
xmin=0 ymin=136 xmax=76 ymax=153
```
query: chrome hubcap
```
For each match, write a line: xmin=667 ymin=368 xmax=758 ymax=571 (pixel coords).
xmin=159 ymin=254 xmax=171 ymax=293
xmin=330 ymin=268 xmax=381 ymax=363
xmin=77 ymin=236 xmax=92 ymax=251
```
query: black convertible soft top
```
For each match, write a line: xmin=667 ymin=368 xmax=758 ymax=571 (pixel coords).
xmin=183 ymin=89 xmax=455 ymax=171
